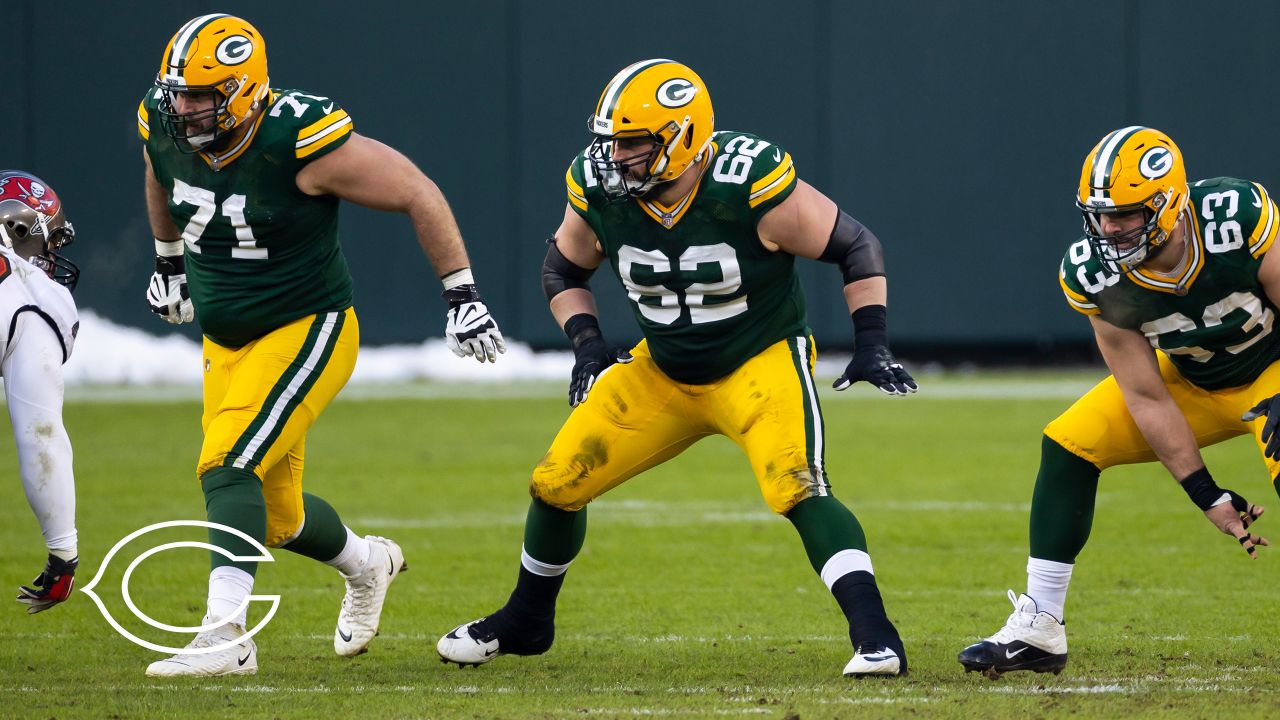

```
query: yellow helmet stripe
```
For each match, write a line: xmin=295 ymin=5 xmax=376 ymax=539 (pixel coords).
xmin=1089 ymin=125 xmax=1145 ymax=200
xmin=594 ymin=58 xmax=673 ymax=123
xmin=166 ymin=13 xmax=231 ymax=80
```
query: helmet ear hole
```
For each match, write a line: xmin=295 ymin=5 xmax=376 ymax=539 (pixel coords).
xmin=684 ymin=125 xmax=693 ymax=149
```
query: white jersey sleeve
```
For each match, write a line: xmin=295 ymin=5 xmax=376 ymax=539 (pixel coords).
xmin=0 ymin=245 xmax=79 ymax=367
xmin=0 ymin=245 xmax=78 ymax=555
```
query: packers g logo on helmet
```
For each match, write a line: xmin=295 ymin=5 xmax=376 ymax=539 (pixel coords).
xmin=656 ymin=79 xmax=697 ymax=108
xmin=1076 ymin=126 xmax=1189 ymax=273
xmin=154 ymin=14 xmax=270 ymax=154
xmin=215 ymin=35 xmax=254 ymax=66
xmin=586 ymin=59 xmax=715 ymax=200
xmin=1138 ymin=146 xmax=1173 ymax=180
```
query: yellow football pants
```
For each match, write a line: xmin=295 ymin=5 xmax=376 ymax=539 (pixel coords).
xmin=198 ymin=309 xmax=358 ymax=546
xmin=531 ymin=336 xmax=831 ymax=514
xmin=1046 ymin=352 xmax=1280 ymax=476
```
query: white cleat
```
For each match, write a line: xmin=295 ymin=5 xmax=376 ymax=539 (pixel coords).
xmin=843 ymin=644 xmax=902 ymax=677
xmin=145 ymin=621 xmax=257 ymax=678
xmin=334 ymin=535 xmax=407 ymax=657
xmin=957 ymin=590 xmax=1068 ymax=677
xmin=437 ymin=618 xmax=502 ymax=667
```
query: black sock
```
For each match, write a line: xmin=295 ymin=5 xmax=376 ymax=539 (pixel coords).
xmin=472 ymin=566 xmax=563 ymax=655
xmin=507 ymin=565 xmax=565 ymax=622
xmin=831 ymin=571 xmax=906 ymax=670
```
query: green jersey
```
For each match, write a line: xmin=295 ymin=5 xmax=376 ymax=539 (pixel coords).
xmin=138 ymin=87 xmax=356 ymax=348
xmin=566 ymin=131 xmax=805 ymax=384
xmin=1060 ymin=177 xmax=1280 ymax=390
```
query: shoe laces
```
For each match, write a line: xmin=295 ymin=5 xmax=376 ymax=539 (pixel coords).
xmin=342 ymin=558 xmax=383 ymax=615
xmin=985 ymin=590 xmax=1037 ymax=644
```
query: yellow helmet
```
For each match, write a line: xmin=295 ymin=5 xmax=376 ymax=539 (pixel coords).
xmin=1076 ymin=126 xmax=1189 ymax=272
xmin=155 ymin=14 xmax=270 ymax=153
xmin=587 ymin=59 xmax=714 ymax=200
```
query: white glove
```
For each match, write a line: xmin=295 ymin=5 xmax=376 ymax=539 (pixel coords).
xmin=146 ymin=255 xmax=194 ymax=324
xmin=443 ymin=283 xmax=505 ymax=363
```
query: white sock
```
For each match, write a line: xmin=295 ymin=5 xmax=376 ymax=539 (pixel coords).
xmin=819 ymin=549 xmax=874 ymax=590
xmin=207 ymin=566 xmax=254 ymax=628
xmin=326 ymin=528 xmax=372 ymax=577
xmin=49 ymin=547 xmax=78 ymax=562
xmin=1026 ymin=557 xmax=1073 ymax=621
xmin=520 ymin=546 xmax=572 ymax=577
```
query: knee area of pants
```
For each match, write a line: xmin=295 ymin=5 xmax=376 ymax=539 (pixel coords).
xmin=767 ymin=489 xmax=814 ymax=516
xmin=264 ymin=521 xmax=302 ymax=549
xmin=528 ymin=475 xmax=590 ymax=513
xmin=761 ymin=464 xmax=823 ymax=515
xmin=200 ymin=466 xmax=263 ymax=493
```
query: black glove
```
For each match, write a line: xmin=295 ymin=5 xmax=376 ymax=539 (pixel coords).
xmin=833 ymin=305 xmax=917 ymax=395
xmin=1243 ymin=394 xmax=1280 ymax=460
xmin=564 ymin=314 xmax=632 ymax=407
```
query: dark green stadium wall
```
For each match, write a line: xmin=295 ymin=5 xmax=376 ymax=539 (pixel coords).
xmin=6 ymin=2 xmax=1280 ymax=351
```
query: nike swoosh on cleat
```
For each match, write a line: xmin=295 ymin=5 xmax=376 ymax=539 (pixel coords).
xmin=483 ymin=647 xmax=499 ymax=657
xmin=238 ymin=651 xmax=252 ymax=666
xmin=338 ymin=627 xmax=353 ymax=642
xmin=1005 ymin=647 xmax=1028 ymax=659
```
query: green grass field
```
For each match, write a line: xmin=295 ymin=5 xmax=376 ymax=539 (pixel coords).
xmin=2 ymin=373 xmax=1278 ymax=718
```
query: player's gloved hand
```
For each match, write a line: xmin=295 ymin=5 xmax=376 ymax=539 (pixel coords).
xmin=1181 ymin=468 xmax=1268 ymax=558
xmin=564 ymin=313 xmax=632 ymax=407
xmin=443 ymin=282 xmax=506 ymax=363
xmin=833 ymin=305 xmax=918 ymax=395
xmin=1242 ymin=394 xmax=1280 ymax=459
xmin=146 ymin=240 xmax=194 ymax=324
xmin=16 ymin=554 xmax=77 ymax=614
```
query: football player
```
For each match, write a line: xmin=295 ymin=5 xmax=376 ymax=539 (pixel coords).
xmin=959 ymin=127 xmax=1275 ymax=677
xmin=137 ymin=14 xmax=505 ymax=677
xmin=437 ymin=59 xmax=917 ymax=677
xmin=0 ymin=171 xmax=81 ymax=614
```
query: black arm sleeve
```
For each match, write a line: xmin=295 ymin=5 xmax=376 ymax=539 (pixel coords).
xmin=542 ymin=238 xmax=597 ymax=301
xmin=817 ymin=210 xmax=885 ymax=284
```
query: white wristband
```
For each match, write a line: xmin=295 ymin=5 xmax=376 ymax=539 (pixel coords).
xmin=442 ymin=268 xmax=474 ymax=290
xmin=155 ymin=238 xmax=184 ymax=257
